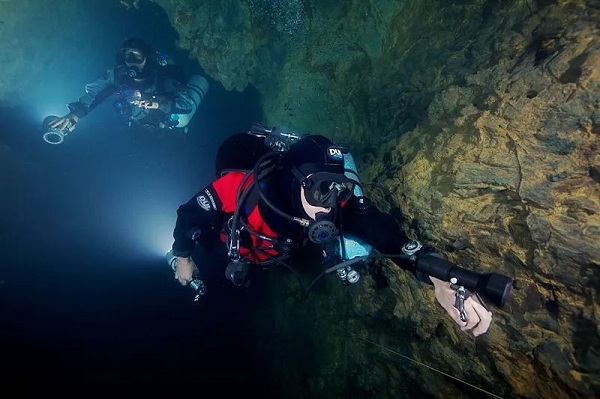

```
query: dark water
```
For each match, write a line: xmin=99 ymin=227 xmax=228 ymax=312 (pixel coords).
xmin=0 ymin=2 xmax=279 ymax=396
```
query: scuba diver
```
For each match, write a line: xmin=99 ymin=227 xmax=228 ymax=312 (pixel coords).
xmin=167 ymin=125 xmax=513 ymax=337
xmin=43 ymin=37 xmax=209 ymax=144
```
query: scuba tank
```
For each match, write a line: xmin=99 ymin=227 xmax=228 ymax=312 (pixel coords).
xmin=340 ymin=151 xmax=373 ymax=258
xmin=153 ymin=49 xmax=209 ymax=129
xmin=326 ymin=151 xmax=373 ymax=285
xmin=166 ymin=74 xmax=209 ymax=129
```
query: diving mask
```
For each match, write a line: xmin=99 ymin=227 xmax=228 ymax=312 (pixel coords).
xmin=124 ymin=48 xmax=146 ymax=64
xmin=302 ymin=172 xmax=355 ymax=208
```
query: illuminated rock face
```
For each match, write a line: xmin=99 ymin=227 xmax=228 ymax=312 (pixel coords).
xmin=152 ymin=1 xmax=599 ymax=397
xmin=0 ymin=0 xmax=597 ymax=397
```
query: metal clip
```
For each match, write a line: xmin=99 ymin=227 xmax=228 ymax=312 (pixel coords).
xmin=227 ymin=229 xmax=241 ymax=260
xmin=450 ymin=277 xmax=470 ymax=322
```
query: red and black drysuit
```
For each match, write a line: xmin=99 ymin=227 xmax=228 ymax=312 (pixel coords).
xmin=171 ymin=170 xmax=433 ymax=283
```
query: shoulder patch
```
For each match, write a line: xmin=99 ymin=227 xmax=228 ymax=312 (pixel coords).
xmin=327 ymin=146 xmax=344 ymax=161
xmin=196 ymin=188 xmax=217 ymax=211
xmin=196 ymin=194 xmax=210 ymax=211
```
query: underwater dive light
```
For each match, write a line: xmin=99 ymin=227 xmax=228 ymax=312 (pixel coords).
xmin=42 ymin=115 xmax=67 ymax=145
xmin=415 ymin=252 xmax=513 ymax=308
xmin=165 ymin=249 xmax=206 ymax=301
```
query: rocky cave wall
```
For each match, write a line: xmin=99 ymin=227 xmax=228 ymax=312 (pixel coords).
xmin=0 ymin=0 xmax=597 ymax=397
xmin=149 ymin=0 xmax=599 ymax=397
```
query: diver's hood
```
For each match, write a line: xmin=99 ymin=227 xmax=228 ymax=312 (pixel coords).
xmin=248 ymin=135 xmax=353 ymax=242
xmin=115 ymin=37 xmax=152 ymax=64
xmin=114 ymin=37 xmax=155 ymax=88
xmin=280 ymin=135 xmax=352 ymax=215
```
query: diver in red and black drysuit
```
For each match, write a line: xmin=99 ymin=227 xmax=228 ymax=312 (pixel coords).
xmin=170 ymin=132 xmax=511 ymax=337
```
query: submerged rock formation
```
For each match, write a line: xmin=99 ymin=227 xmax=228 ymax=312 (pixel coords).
xmin=0 ymin=0 xmax=597 ymax=397
xmin=150 ymin=0 xmax=599 ymax=397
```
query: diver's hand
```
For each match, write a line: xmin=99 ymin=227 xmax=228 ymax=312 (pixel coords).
xmin=430 ymin=276 xmax=492 ymax=337
xmin=48 ymin=113 xmax=79 ymax=132
xmin=174 ymin=256 xmax=195 ymax=286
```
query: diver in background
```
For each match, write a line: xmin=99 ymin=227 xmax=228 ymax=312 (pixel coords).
xmin=168 ymin=132 xmax=507 ymax=337
xmin=48 ymin=37 xmax=208 ymax=138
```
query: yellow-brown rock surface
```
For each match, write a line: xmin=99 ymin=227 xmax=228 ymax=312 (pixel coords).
xmin=0 ymin=0 xmax=597 ymax=397
xmin=149 ymin=0 xmax=599 ymax=397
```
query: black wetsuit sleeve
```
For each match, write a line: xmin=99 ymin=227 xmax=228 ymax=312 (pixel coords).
xmin=341 ymin=196 xmax=416 ymax=273
xmin=171 ymin=183 xmax=224 ymax=258
xmin=67 ymin=69 xmax=117 ymax=118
